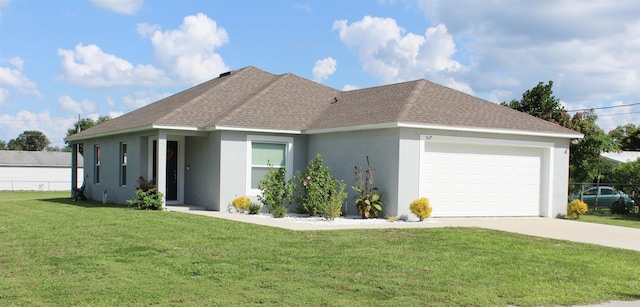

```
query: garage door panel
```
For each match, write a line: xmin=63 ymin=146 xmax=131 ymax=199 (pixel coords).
xmin=421 ymin=142 xmax=542 ymax=217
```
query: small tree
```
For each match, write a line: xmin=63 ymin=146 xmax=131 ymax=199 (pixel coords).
xmin=258 ymin=163 xmax=294 ymax=218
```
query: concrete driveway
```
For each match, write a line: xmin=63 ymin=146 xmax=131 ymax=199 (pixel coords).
xmin=168 ymin=207 xmax=640 ymax=252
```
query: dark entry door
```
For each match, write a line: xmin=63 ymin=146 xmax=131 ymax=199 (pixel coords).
xmin=166 ymin=140 xmax=178 ymax=201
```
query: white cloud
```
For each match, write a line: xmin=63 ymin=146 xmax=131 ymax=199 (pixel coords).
xmin=333 ymin=16 xmax=466 ymax=88
xmin=0 ymin=57 xmax=42 ymax=105
xmin=138 ymin=13 xmax=230 ymax=85
xmin=416 ymin=0 xmax=640 ymax=124
xmin=0 ymin=110 xmax=76 ymax=147
xmin=122 ymin=90 xmax=171 ymax=109
xmin=342 ymin=84 xmax=360 ymax=91
xmin=0 ymin=0 xmax=9 ymax=17
xmin=57 ymin=43 xmax=171 ymax=88
xmin=58 ymin=95 xmax=97 ymax=115
xmin=312 ymin=57 xmax=337 ymax=82
xmin=294 ymin=3 xmax=311 ymax=12
xmin=91 ymin=0 xmax=143 ymax=15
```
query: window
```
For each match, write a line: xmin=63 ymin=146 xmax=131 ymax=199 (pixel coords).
xmin=600 ymin=188 xmax=612 ymax=195
xmin=120 ymin=142 xmax=127 ymax=186
xmin=247 ymin=135 xmax=293 ymax=194
xmin=94 ymin=145 xmax=101 ymax=184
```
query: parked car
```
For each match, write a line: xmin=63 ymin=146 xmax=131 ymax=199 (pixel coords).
xmin=568 ymin=186 xmax=635 ymax=208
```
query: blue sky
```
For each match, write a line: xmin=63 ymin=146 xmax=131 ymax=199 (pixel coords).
xmin=1 ymin=0 xmax=639 ymax=147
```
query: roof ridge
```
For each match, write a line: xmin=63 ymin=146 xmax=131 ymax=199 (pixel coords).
xmin=396 ymin=80 xmax=427 ymax=121
xmin=215 ymin=72 xmax=287 ymax=124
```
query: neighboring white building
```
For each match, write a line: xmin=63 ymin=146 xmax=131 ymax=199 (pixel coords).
xmin=0 ymin=151 xmax=84 ymax=191
xmin=601 ymin=151 xmax=640 ymax=164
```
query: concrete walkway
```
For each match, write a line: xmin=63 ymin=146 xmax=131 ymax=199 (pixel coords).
xmin=168 ymin=206 xmax=640 ymax=252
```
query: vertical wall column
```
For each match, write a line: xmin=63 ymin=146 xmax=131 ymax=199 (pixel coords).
xmin=157 ymin=132 xmax=167 ymax=209
xmin=70 ymin=143 xmax=79 ymax=198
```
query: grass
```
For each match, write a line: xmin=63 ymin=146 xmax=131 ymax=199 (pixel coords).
xmin=578 ymin=208 xmax=640 ymax=229
xmin=1 ymin=192 xmax=640 ymax=306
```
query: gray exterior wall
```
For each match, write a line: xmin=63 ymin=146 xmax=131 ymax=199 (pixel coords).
xmin=81 ymin=132 xmax=149 ymax=204
xmin=217 ymin=131 xmax=308 ymax=212
xmin=76 ymin=126 xmax=571 ymax=218
xmin=184 ymin=133 xmax=220 ymax=210
xmin=307 ymin=128 xmax=400 ymax=217
xmin=308 ymin=127 xmax=572 ymax=219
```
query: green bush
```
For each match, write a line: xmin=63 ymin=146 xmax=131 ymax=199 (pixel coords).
xmin=232 ymin=196 xmax=251 ymax=211
xmin=610 ymin=199 xmax=634 ymax=215
xmin=410 ymin=197 xmax=432 ymax=221
xmin=127 ymin=177 xmax=163 ymax=210
xmin=293 ymin=154 xmax=347 ymax=220
xmin=257 ymin=163 xmax=294 ymax=217
xmin=270 ymin=204 xmax=287 ymax=218
xmin=247 ymin=202 xmax=261 ymax=215
xmin=353 ymin=156 xmax=384 ymax=218
xmin=567 ymin=199 xmax=588 ymax=219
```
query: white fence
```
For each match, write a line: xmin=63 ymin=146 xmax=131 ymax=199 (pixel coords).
xmin=0 ymin=180 xmax=72 ymax=191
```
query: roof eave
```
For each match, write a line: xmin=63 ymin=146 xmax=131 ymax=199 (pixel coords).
xmin=210 ymin=125 xmax=302 ymax=135
xmin=304 ymin=122 xmax=584 ymax=139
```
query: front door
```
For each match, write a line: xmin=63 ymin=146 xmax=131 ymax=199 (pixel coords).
xmin=166 ymin=140 xmax=178 ymax=201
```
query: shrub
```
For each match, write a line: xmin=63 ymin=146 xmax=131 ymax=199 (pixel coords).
xmin=353 ymin=156 xmax=384 ymax=218
xmin=232 ymin=196 xmax=251 ymax=212
xmin=293 ymin=154 xmax=347 ymax=220
xmin=247 ymin=202 xmax=261 ymax=215
xmin=567 ymin=199 xmax=588 ymax=219
xmin=386 ymin=215 xmax=399 ymax=223
xmin=410 ymin=197 xmax=432 ymax=221
xmin=270 ymin=204 xmax=287 ymax=218
xmin=610 ymin=199 xmax=634 ymax=215
xmin=258 ymin=163 xmax=294 ymax=217
xmin=127 ymin=177 xmax=163 ymax=210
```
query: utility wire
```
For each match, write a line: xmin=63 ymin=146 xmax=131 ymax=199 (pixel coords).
xmin=567 ymin=102 xmax=640 ymax=112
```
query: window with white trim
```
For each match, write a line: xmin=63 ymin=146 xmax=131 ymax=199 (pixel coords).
xmin=94 ymin=145 xmax=100 ymax=184
xmin=120 ymin=142 xmax=127 ymax=186
xmin=247 ymin=135 xmax=293 ymax=194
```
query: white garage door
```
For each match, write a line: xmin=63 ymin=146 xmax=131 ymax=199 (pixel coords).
xmin=420 ymin=141 xmax=542 ymax=217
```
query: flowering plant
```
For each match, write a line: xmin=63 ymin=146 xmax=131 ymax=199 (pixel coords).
xmin=293 ymin=154 xmax=346 ymax=219
xmin=353 ymin=156 xmax=384 ymax=218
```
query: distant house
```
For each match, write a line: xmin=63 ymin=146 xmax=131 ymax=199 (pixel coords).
xmin=601 ymin=151 xmax=640 ymax=164
xmin=66 ymin=66 xmax=582 ymax=218
xmin=0 ymin=151 xmax=83 ymax=191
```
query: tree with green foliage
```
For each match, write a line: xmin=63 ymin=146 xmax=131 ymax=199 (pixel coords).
xmin=501 ymin=81 xmax=569 ymax=126
xmin=65 ymin=116 xmax=110 ymax=154
xmin=566 ymin=111 xmax=616 ymax=184
xmin=502 ymin=81 xmax=616 ymax=183
xmin=0 ymin=140 xmax=6 ymax=150
xmin=7 ymin=130 xmax=51 ymax=151
xmin=608 ymin=123 xmax=640 ymax=151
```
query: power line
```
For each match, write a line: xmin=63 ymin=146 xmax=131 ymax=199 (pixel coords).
xmin=567 ymin=102 xmax=640 ymax=112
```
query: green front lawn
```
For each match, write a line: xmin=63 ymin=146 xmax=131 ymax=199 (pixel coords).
xmin=1 ymin=191 xmax=640 ymax=306
xmin=579 ymin=209 xmax=640 ymax=229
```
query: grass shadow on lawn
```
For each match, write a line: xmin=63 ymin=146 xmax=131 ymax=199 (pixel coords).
xmin=42 ymin=197 xmax=130 ymax=209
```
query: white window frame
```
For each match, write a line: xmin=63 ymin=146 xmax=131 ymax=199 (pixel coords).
xmin=120 ymin=142 xmax=127 ymax=186
xmin=94 ymin=145 xmax=100 ymax=184
xmin=246 ymin=135 xmax=294 ymax=196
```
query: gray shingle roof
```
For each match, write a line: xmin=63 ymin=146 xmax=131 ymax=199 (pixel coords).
xmin=67 ymin=66 xmax=581 ymax=141
xmin=0 ymin=151 xmax=83 ymax=167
